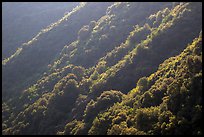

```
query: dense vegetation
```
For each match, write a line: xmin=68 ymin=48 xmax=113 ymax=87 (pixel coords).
xmin=86 ymin=33 xmax=202 ymax=135
xmin=2 ymin=2 xmax=202 ymax=135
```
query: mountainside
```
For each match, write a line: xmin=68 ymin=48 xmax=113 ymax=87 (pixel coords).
xmin=2 ymin=2 xmax=202 ymax=135
xmin=85 ymin=33 xmax=202 ymax=135
xmin=2 ymin=2 xmax=113 ymax=99
xmin=2 ymin=2 xmax=80 ymax=59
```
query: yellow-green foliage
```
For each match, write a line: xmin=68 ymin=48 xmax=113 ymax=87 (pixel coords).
xmin=91 ymin=33 xmax=202 ymax=135
xmin=2 ymin=2 xmax=202 ymax=135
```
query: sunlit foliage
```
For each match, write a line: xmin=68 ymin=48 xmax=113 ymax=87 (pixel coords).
xmin=2 ymin=2 xmax=202 ymax=135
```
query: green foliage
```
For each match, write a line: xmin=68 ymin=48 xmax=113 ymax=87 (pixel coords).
xmin=62 ymin=120 xmax=86 ymax=135
xmin=2 ymin=2 xmax=112 ymax=100
xmin=84 ymin=90 xmax=124 ymax=122
xmin=78 ymin=25 xmax=91 ymax=41
xmin=137 ymin=77 xmax=149 ymax=92
xmin=88 ymin=33 xmax=202 ymax=135
xmin=2 ymin=2 xmax=202 ymax=135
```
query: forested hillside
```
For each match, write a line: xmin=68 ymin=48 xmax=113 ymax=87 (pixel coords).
xmin=2 ymin=2 xmax=202 ymax=135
